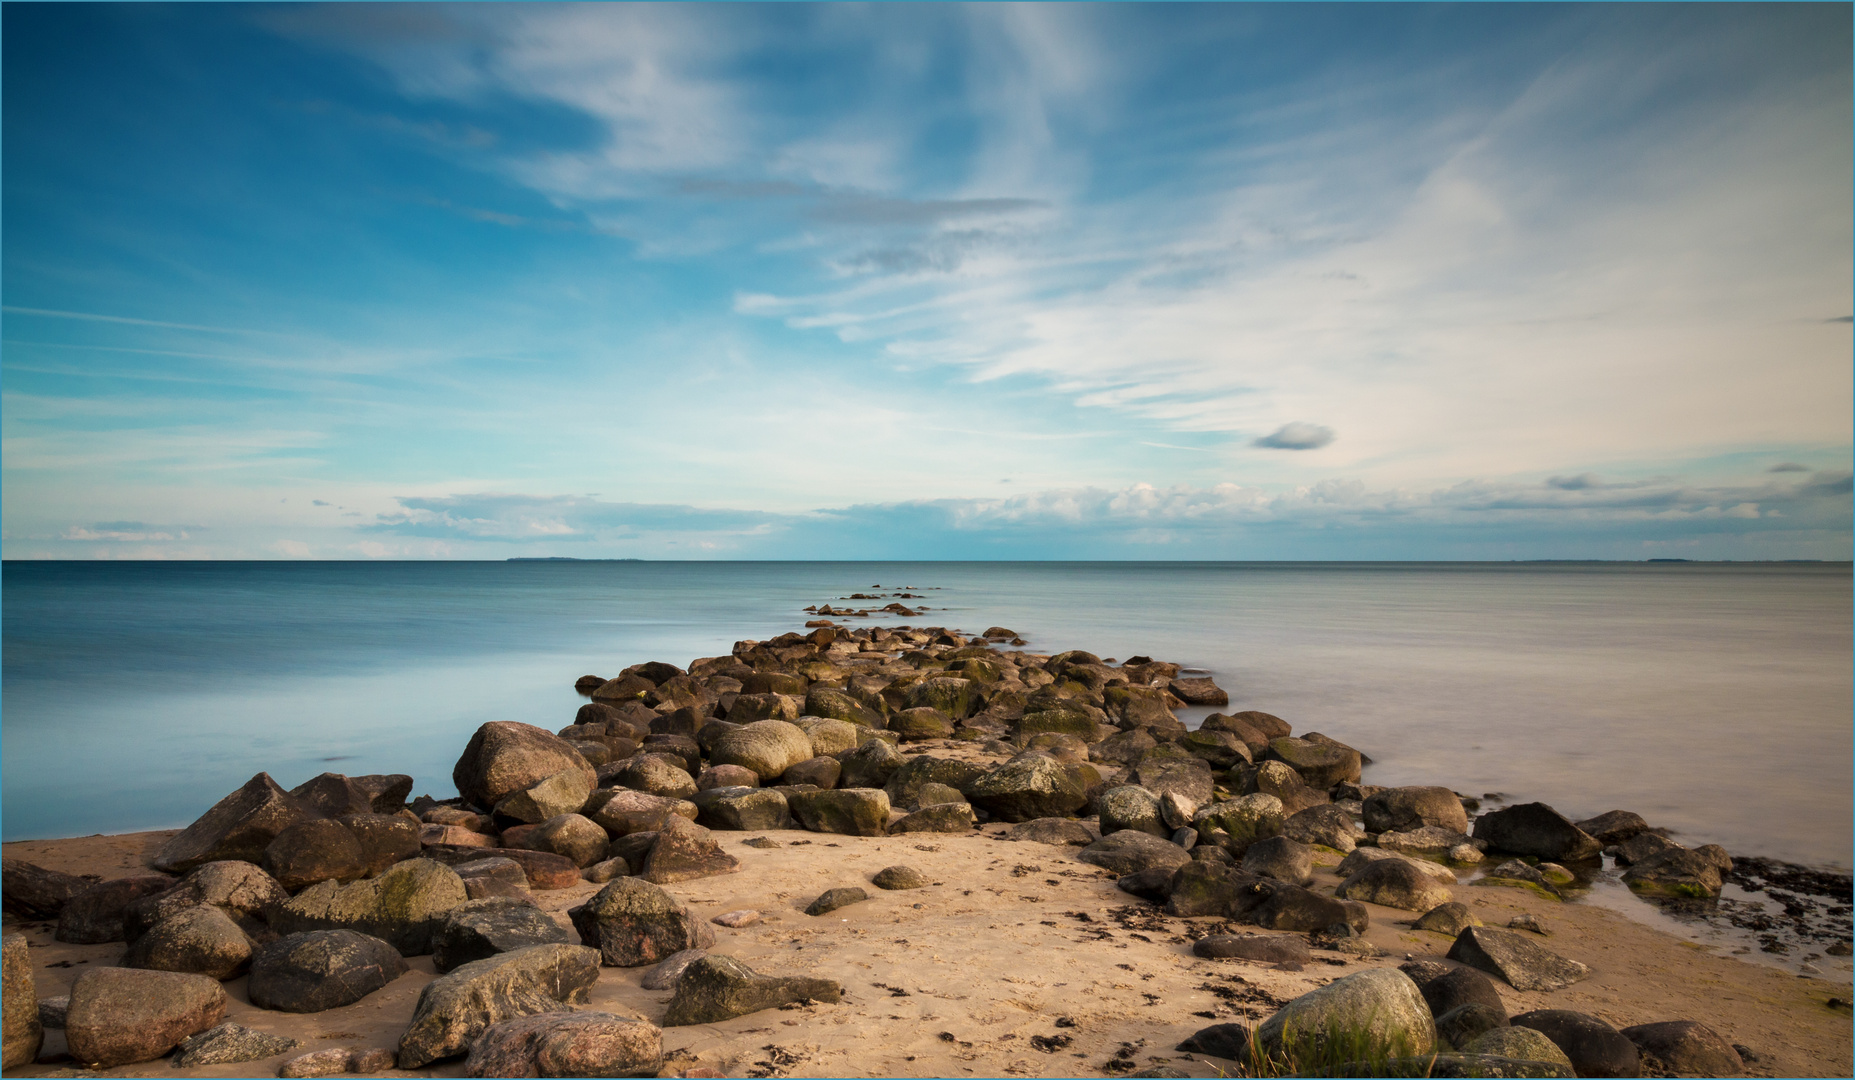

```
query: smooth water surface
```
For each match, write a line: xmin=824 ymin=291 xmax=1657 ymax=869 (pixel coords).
xmin=3 ymin=561 xmax=1848 ymax=868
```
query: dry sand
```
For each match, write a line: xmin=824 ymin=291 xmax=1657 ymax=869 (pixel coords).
xmin=5 ymin=819 xmax=1851 ymax=1079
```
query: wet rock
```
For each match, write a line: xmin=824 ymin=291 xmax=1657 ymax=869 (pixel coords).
xmin=967 ymin=755 xmax=1088 ymax=822
xmin=1337 ymin=856 xmax=1455 ymax=912
xmin=170 ymin=1022 xmax=301 ymax=1067
xmin=396 ymin=943 xmax=602 ymax=1068
xmin=524 ymin=814 xmax=610 ymax=868
xmin=2 ymin=859 xmax=92 ymax=920
xmin=1077 ymin=831 xmax=1192 ymax=876
xmin=3 ymin=934 xmax=40 ymax=1069
xmin=805 ymin=887 xmax=870 ymax=916
xmin=1263 ymin=737 xmax=1362 ymax=789
xmin=56 ymin=875 xmax=176 ymax=944
xmin=64 ymin=967 xmax=227 ymax=1068
xmin=872 ymin=865 xmax=930 ymax=890
xmin=1436 ymin=1003 xmax=1509 ymax=1050
xmin=1240 ymin=836 xmax=1314 ymax=886
xmin=640 ymin=816 xmax=743 ymax=883
xmin=248 ymin=929 xmax=408 ymax=1011
xmin=270 ymin=857 xmax=468 ymax=955
xmin=1098 ymin=785 xmax=1168 ymax=838
xmin=1378 ymin=826 xmax=1480 ymax=858
xmin=661 ymin=954 xmax=842 ymax=1026
xmin=1414 ymin=901 xmax=1481 ymax=936
xmin=1336 ymin=847 xmax=1458 ymax=884
xmin=692 ymin=787 xmax=792 ymax=832
xmin=888 ymin=802 xmax=974 ymax=834
xmin=883 ymin=756 xmax=987 ymax=811
xmin=640 ymin=949 xmax=708 ymax=991
xmin=1613 ymin=831 xmax=1682 ymax=865
xmin=1165 ymin=860 xmax=1243 ymax=916
xmin=568 ymin=877 xmax=714 ymax=967
xmin=454 ymin=722 xmax=599 ymax=812
xmin=1005 ymin=817 xmax=1094 ymax=846
xmin=1480 ymin=859 xmax=1555 ymax=893
xmin=788 ymin=788 xmax=891 ymax=836
xmin=1464 ymin=1027 xmax=1575 ymax=1071
xmin=1448 ymin=927 xmax=1591 ymax=992
xmin=696 ymin=764 xmax=760 ymax=791
xmin=1179 ymin=728 xmax=1252 ymax=770
xmin=1234 ymin=879 xmax=1369 ymax=934
xmin=1472 ymin=803 xmax=1601 ymax=862
xmin=1282 ymin=804 xmax=1361 ymax=853
xmin=1621 ymin=848 xmax=1724 ymax=898
xmin=1168 ymin=677 xmax=1229 ymax=707
xmin=432 ymin=900 xmax=572 ymax=974
xmin=710 ymin=720 xmax=816 ymax=781
xmin=121 ymin=904 xmax=252 ymax=980
xmin=1192 ymin=933 xmax=1311 ymax=964
xmin=1511 ymin=1010 xmax=1640 ymax=1078
xmin=607 ymin=755 xmax=700 ymax=800
xmin=1192 ymin=794 xmax=1285 ymax=857
xmin=1175 ymin=1022 xmax=1253 ymax=1059
xmin=264 ymin=818 xmax=368 ymax=893
xmin=1574 ymin=810 xmax=1649 ymax=846
xmin=1620 ymin=1020 xmax=1742 ymax=1077
xmin=1255 ymin=968 xmax=1434 ymax=1058
xmin=152 ymin=773 xmax=320 ymax=874
xmin=1363 ymin=786 xmax=1469 ymax=835
xmin=463 ymin=1011 xmax=662 ymax=1078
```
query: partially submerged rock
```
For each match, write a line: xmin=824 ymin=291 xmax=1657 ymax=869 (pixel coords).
xmin=1472 ymin=803 xmax=1601 ymax=862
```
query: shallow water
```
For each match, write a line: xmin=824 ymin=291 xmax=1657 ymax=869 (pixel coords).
xmin=2 ymin=561 xmax=1848 ymax=870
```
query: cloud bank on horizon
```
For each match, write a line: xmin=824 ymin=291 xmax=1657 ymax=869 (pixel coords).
xmin=2 ymin=3 xmax=1849 ymax=560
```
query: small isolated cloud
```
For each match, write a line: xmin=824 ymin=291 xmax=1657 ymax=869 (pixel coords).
xmin=1768 ymin=462 xmax=1809 ymax=472
xmin=1546 ymin=474 xmax=1602 ymax=490
xmin=60 ymin=521 xmax=188 ymax=542
xmin=1252 ymin=422 xmax=1334 ymax=450
xmin=312 ymin=499 xmax=332 ymax=506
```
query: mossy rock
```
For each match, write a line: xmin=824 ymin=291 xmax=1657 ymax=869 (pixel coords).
xmin=1471 ymin=878 xmax=1562 ymax=902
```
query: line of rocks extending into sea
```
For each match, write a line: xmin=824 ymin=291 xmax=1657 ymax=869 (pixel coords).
xmin=0 ymin=617 xmax=1841 ymax=1078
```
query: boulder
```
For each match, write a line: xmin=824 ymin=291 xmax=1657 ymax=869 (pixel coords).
xmin=1363 ymin=787 xmax=1469 ymax=834
xmin=903 ymin=676 xmax=980 ymax=718
xmin=1118 ymin=865 xmax=1178 ymax=904
xmin=1199 ymin=713 xmax=1273 ymax=756
xmin=1448 ymin=927 xmax=1591 ymax=991
xmin=640 ymin=734 xmax=702 ymax=775
xmin=1098 ymin=786 xmax=1168 ymax=838
xmin=1378 ymin=826 xmax=1479 ymax=858
xmin=640 ymin=949 xmax=708 ymax=991
xmin=805 ymin=887 xmax=870 ymax=916
xmin=836 ymin=738 xmax=905 ymax=789
xmin=890 ymin=706 xmax=956 ymax=741
xmin=121 ymin=904 xmax=252 ymax=980
xmin=1414 ymin=901 xmax=1481 ymax=936
xmin=1282 ymin=804 xmax=1361 ymax=853
xmin=888 ymin=802 xmax=975 ymax=834
xmin=1620 ymin=1020 xmax=1742 ymax=1077
xmin=1255 ymin=968 xmax=1434 ymax=1060
xmin=248 ymin=929 xmax=409 ymax=1011
xmin=64 ymin=967 xmax=227 ymax=1068
xmin=152 ymin=773 xmax=319 ymax=874
xmin=1179 ymin=728 xmax=1252 ymax=770
xmin=265 ymin=818 xmax=368 ymax=892
xmin=338 ymin=812 xmax=422 ymax=876
xmin=696 ymin=764 xmax=760 ymax=791
xmin=454 ymin=722 xmax=599 ymax=811
xmin=587 ymin=789 xmax=698 ymax=837
xmin=661 ymin=955 xmax=842 ymax=1026
xmin=464 ymin=1011 xmax=662 ymax=1078
xmin=1614 ymin=831 xmax=1682 ymax=865
xmin=2 ymin=859 xmax=92 ymax=920
xmin=1091 ymin=728 xmax=1158 ymax=766
xmin=788 ymin=788 xmax=892 ymax=836
xmin=1005 ymin=817 xmax=1094 ymax=846
xmin=1263 ymin=737 xmax=1361 ymax=789
xmin=1621 ymin=848 xmax=1724 ymax=898
xmin=454 ymin=858 xmax=530 ymax=901
xmin=289 ymin=772 xmax=413 ymax=817
xmin=1129 ymin=756 xmax=1214 ymax=805
xmin=1337 ymin=857 xmax=1455 ymax=912
xmin=568 ymin=877 xmax=714 ymax=967
xmin=804 ymin=686 xmax=884 ymax=728
xmin=443 ymin=849 xmax=582 ymax=891
xmin=56 ymin=875 xmax=176 ymax=944
xmin=1176 ymin=1022 xmax=1253 ymax=1060
xmin=525 ymin=814 xmax=610 ymax=868
xmin=2 ymin=934 xmax=40 ymax=1069
xmin=496 ymin=767 xmax=597 ymax=824
xmin=432 ymin=900 xmax=572 ymax=974
xmin=171 ymin=1022 xmax=302 ymax=1067
xmin=1249 ymin=761 xmax=1329 ymax=816
xmin=1021 ymin=732 xmax=1092 ymax=762
xmin=639 ymin=816 xmax=742 ymax=883
xmin=396 ymin=944 xmax=602 ymax=1068
xmin=1077 ymin=831 xmax=1192 ymax=876
xmin=883 ymin=756 xmax=987 ymax=811
xmin=1436 ymin=1003 xmax=1509 ymax=1050
xmin=872 ymin=865 xmax=930 ymax=890
xmin=1168 ymin=676 xmax=1229 ymax=707
xmin=270 ymin=857 xmax=468 ymax=955
xmin=1240 ymin=836 xmax=1314 ymax=886
xmin=967 ymin=755 xmax=1088 ymax=822
xmin=1192 ymin=793 xmax=1285 ymax=856
xmin=1234 ymin=879 xmax=1369 ymax=934
xmin=1472 ymin=803 xmax=1601 ymax=862
xmin=1463 ymin=1027 xmax=1575 ymax=1071
xmin=1337 ymin=847 xmax=1458 ymax=884
xmin=1415 ymin=964 xmax=1508 ymax=1019
xmin=1165 ymin=860 xmax=1243 ymax=917
xmin=1192 ymin=933 xmax=1311 ymax=964
xmin=710 ymin=721 xmax=815 ymax=782
xmin=783 ymin=756 xmax=843 ymax=790
xmin=1018 ymin=708 xmax=1100 ymax=741
xmin=1510 ymin=1010 xmax=1641 ymax=1078
xmin=606 ymin=755 xmax=699 ymax=800
xmin=1574 ymin=810 xmax=1649 ymax=845
xmin=123 ymin=860 xmax=287 ymax=943
xmin=693 ymin=787 xmax=793 ymax=832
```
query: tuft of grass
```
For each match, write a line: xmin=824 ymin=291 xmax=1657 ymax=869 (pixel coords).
xmin=1233 ymin=1013 xmax=1433 ymax=1077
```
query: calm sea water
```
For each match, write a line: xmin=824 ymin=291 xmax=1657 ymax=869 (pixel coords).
xmin=2 ymin=561 xmax=1848 ymax=869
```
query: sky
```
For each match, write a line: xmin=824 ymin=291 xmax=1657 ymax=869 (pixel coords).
xmin=2 ymin=2 xmax=1849 ymax=560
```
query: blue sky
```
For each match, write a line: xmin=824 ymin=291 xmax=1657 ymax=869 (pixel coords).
xmin=3 ymin=2 xmax=1849 ymax=560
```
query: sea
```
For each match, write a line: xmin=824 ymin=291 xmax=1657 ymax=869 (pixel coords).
xmin=2 ymin=561 xmax=1848 ymax=875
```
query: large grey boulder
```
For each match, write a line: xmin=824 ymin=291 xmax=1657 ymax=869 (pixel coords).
xmin=967 ymin=755 xmax=1087 ymax=822
xmin=1620 ymin=1020 xmax=1742 ymax=1077
xmin=432 ymin=899 xmax=571 ymax=973
xmin=270 ymin=857 xmax=468 ymax=955
xmin=121 ymin=904 xmax=253 ymax=980
xmin=1336 ymin=857 xmax=1455 ymax=912
xmin=1255 ymin=968 xmax=1434 ymax=1060
xmin=396 ymin=943 xmax=602 ymax=1068
xmin=1077 ymin=831 xmax=1192 ymax=876
xmin=248 ymin=930 xmax=408 ymax=1012
xmin=638 ymin=816 xmax=742 ymax=884
xmin=1282 ymin=804 xmax=1362 ymax=853
xmin=1363 ymin=787 xmax=1469 ymax=834
xmin=56 ymin=875 xmax=176 ymax=944
xmin=1511 ymin=1010 xmax=1641 ymax=1078
xmin=1192 ymin=794 xmax=1284 ymax=856
xmin=1472 ymin=803 xmax=1601 ymax=862
xmin=1098 ymin=786 xmax=1168 ymax=838
xmin=709 ymin=721 xmax=815 ymax=782
xmin=454 ymin=722 xmax=599 ymax=811
xmin=1448 ymin=926 xmax=1591 ymax=991
xmin=64 ymin=967 xmax=227 ymax=1068
xmin=1240 ymin=836 xmax=1314 ymax=886
xmin=661 ymin=954 xmax=842 ymax=1026
xmin=836 ymin=738 xmax=905 ymax=789
xmin=568 ymin=877 xmax=714 ymax=967
xmin=882 ymin=756 xmax=987 ymax=811
xmin=152 ymin=773 xmax=319 ymax=874
xmin=1263 ymin=737 xmax=1362 ymax=788
xmin=463 ymin=1011 xmax=662 ymax=1078
xmin=693 ymin=787 xmax=793 ymax=831
xmin=789 ymin=788 xmax=891 ymax=836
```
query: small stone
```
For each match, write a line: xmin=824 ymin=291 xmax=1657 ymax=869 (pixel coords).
xmin=170 ymin=1022 xmax=302 ymax=1067
xmin=350 ymin=1047 xmax=396 ymax=1072
xmin=279 ymin=1047 xmax=351 ymax=1077
xmin=805 ymin=887 xmax=870 ymax=916
xmin=872 ymin=865 xmax=930 ymax=890
xmin=640 ymin=949 xmax=708 ymax=991
xmin=712 ymin=909 xmax=762 ymax=928
xmin=583 ymin=857 xmax=629 ymax=884
xmin=1004 ymin=817 xmax=1094 ymax=846
xmin=1413 ymin=902 xmax=1480 ymax=936
xmin=1192 ymin=933 xmax=1311 ymax=964
xmin=1175 ymin=1021 xmax=1253 ymax=1059
xmin=1509 ymin=913 xmax=1549 ymax=935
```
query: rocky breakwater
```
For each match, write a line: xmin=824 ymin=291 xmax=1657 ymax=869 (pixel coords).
xmin=0 ymin=616 xmax=1846 ymax=1077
